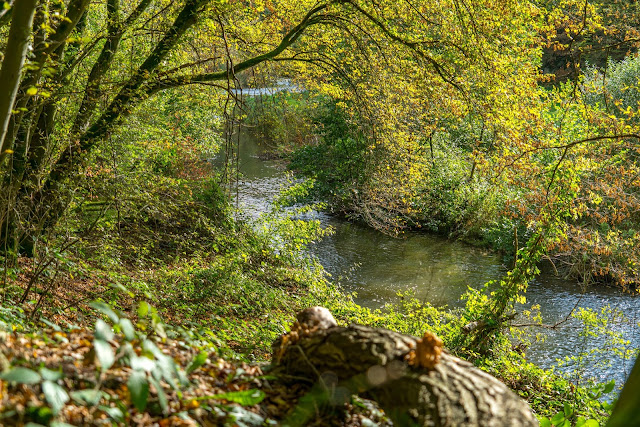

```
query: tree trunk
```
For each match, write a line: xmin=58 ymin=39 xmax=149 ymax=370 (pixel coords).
xmin=272 ymin=322 xmax=538 ymax=426
xmin=0 ymin=0 xmax=38 ymax=167
xmin=607 ymin=353 xmax=640 ymax=427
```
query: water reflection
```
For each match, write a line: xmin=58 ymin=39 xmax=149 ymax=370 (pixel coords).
xmin=311 ymin=220 xmax=504 ymax=308
xmin=226 ymin=130 xmax=639 ymax=387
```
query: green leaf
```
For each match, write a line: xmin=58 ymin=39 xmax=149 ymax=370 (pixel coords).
xmin=0 ymin=367 xmax=41 ymax=384
xmin=99 ymin=405 xmax=124 ymax=422
xmin=119 ymin=318 xmax=136 ymax=341
xmin=227 ymin=405 xmax=265 ymax=425
xmin=361 ymin=419 xmax=377 ymax=427
xmin=42 ymin=380 xmax=69 ymax=414
xmin=93 ymin=339 xmax=115 ymax=371
xmin=70 ymin=389 xmax=104 ymax=406
xmin=603 ymin=379 xmax=616 ymax=394
xmin=95 ymin=319 xmax=114 ymax=341
xmin=149 ymin=375 xmax=168 ymax=414
xmin=563 ymin=402 xmax=574 ymax=418
xmin=186 ymin=351 xmax=208 ymax=374
xmin=149 ymin=311 xmax=166 ymax=339
xmin=128 ymin=370 xmax=149 ymax=412
xmin=89 ymin=301 xmax=119 ymax=323
xmin=584 ymin=420 xmax=599 ymax=427
xmin=142 ymin=339 xmax=163 ymax=358
xmin=130 ymin=356 xmax=156 ymax=372
xmin=539 ymin=417 xmax=552 ymax=427
xmin=51 ymin=423 xmax=76 ymax=427
xmin=26 ymin=87 xmax=38 ymax=96
xmin=550 ymin=412 xmax=565 ymax=425
xmin=39 ymin=367 xmax=63 ymax=382
xmin=156 ymin=357 xmax=181 ymax=392
xmin=39 ymin=318 xmax=61 ymax=331
xmin=137 ymin=301 xmax=150 ymax=317
xmin=576 ymin=416 xmax=586 ymax=427
xmin=208 ymin=389 xmax=266 ymax=406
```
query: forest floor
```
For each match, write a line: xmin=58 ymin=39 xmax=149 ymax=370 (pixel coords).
xmin=0 ymin=251 xmax=391 ymax=426
xmin=0 ymin=321 xmax=391 ymax=426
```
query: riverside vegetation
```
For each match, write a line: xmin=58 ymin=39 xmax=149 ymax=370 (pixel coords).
xmin=1 ymin=0 xmax=639 ymax=425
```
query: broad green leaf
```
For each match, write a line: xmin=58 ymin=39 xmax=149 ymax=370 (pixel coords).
xmin=95 ymin=319 xmax=114 ymax=341
xmin=550 ymin=412 xmax=565 ymax=425
xmin=228 ymin=405 xmax=265 ymax=425
xmin=99 ymin=405 xmax=124 ymax=422
xmin=157 ymin=357 xmax=181 ymax=391
xmin=128 ymin=370 xmax=149 ymax=412
xmin=186 ymin=351 xmax=208 ymax=374
xmin=39 ymin=367 xmax=63 ymax=382
xmin=142 ymin=339 xmax=163 ymax=359
xmin=119 ymin=318 xmax=136 ymax=341
xmin=576 ymin=416 xmax=586 ymax=427
xmin=563 ymin=402 xmax=573 ymax=418
xmin=584 ymin=420 xmax=599 ymax=427
xmin=0 ymin=367 xmax=41 ymax=384
xmin=539 ymin=417 xmax=551 ymax=427
xmin=149 ymin=375 xmax=168 ymax=414
xmin=144 ymin=339 xmax=182 ymax=390
xmin=51 ymin=423 xmax=76 ymax=427
xmin=209 ymin=389 xmax=266 ymax=406
xmin=130 ymin=356 xmax=156 ymax=372
xmin=603 ymin=380 xmax=616 ymax=394
xmin=93 ymin=339 xmax=115 ymax=371
xmin=89 ymin=302 xmax=119 ymax=323
xmin=70 ymin=389 xmax=103 ymax=406
xmin=42 ymin=380 xmax=69 ymax=414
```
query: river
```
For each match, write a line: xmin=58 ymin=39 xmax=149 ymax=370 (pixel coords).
xmin=226 ymin=129 xmax=639 ymax=389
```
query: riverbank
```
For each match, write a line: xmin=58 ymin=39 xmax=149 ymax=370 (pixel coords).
xmin=0 ymin=244 xmax=614 ymax=426
xmin=233 ymin=126 xmax=638 ymax=388
xmin=243 ymin=88 xmax=640 ymax=292
xmin=0 ymin=165 xmax=617 ymax=424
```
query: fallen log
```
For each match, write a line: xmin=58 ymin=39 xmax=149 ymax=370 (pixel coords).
xmin=272 ymin=307 xmax=538 ymax=426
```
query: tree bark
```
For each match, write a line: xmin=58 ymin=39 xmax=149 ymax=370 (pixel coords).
xmin=272 ymin=323 xmax=538 ymax=427
xmin=0 ymin=0 xmax=38 ymax=168
xmin=607 ymin=353 xmax=640 ymax=427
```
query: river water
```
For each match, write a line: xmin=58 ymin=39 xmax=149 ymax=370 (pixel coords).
xmin=227 ymin=129 xmax=639 ymax=388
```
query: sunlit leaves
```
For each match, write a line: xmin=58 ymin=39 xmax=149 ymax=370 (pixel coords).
xmin=42 ymin=380 xmax=70 ymax=415
xmin=93 ymin=339 xmax=115 ymax=371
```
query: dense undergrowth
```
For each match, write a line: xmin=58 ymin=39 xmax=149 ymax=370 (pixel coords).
xmin=245 ymin=57 xmax=640 ymax=291
xmin=0 ymin=169 xmax=623 ymax=425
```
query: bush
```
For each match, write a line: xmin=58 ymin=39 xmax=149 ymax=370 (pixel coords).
xmin=583 ymin=55 xmax=640 ymax=123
